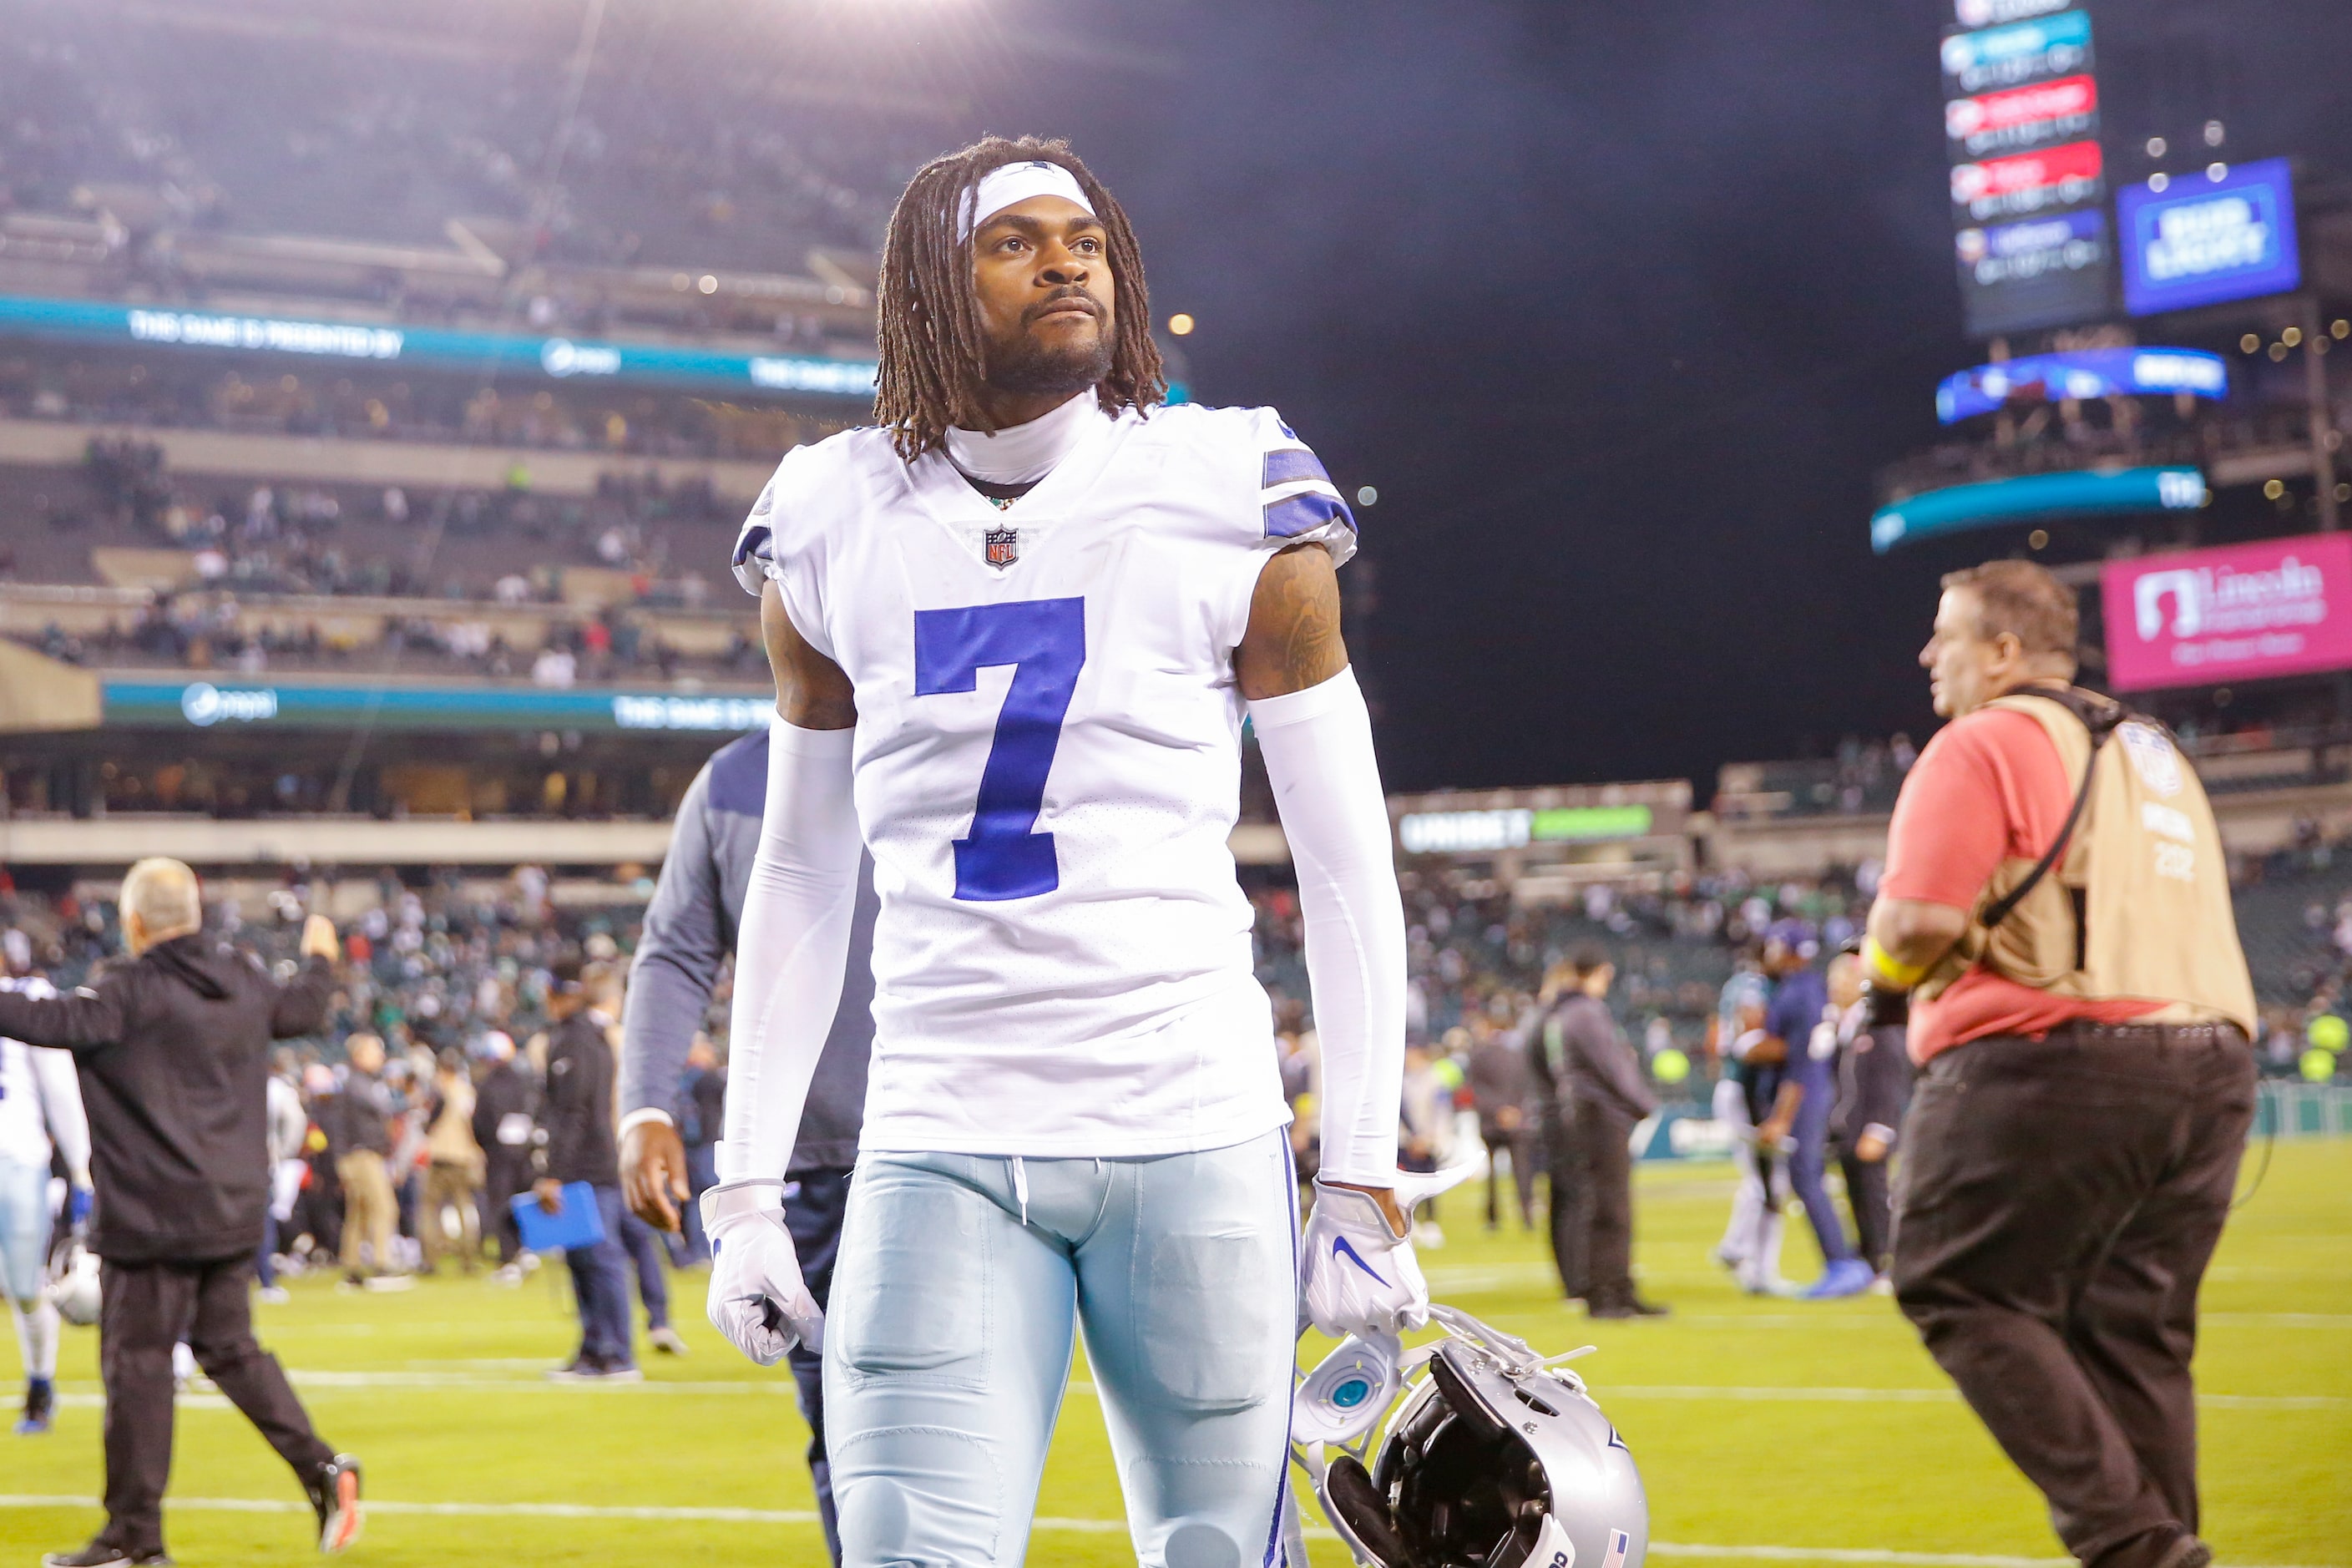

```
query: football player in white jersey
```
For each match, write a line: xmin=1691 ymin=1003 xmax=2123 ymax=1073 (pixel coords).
xmin=1 ymin=969 xmax=92 ymax=1436
xmin=706 ymin=135 xmax=1429 ymax=1568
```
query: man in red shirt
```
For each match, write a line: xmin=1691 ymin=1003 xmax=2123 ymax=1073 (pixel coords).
xmin=1862 ymin=560 xmax=2254 ymax=1568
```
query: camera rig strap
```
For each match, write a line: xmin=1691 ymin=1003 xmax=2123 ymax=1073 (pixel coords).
xmin=1977 ymin=685 xmax=2131 ymax=933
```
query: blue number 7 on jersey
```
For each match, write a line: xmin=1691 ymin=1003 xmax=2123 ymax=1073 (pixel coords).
xmin=913 ymin=597 xmax=1086 ymax=901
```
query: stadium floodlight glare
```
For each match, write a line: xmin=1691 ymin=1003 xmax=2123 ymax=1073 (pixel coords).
xmin=1166 ymin=312 xmax=1195 ymax=336
xmin=1870 ymin=467 xmax=2208 ymax=553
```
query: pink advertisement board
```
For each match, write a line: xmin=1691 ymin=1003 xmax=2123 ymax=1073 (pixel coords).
xmin=2102 ymin=533 xmax=2352 ymax=690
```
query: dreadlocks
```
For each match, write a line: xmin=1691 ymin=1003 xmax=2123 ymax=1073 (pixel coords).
xmin=874 ymin=135 xmax=1166 ymax=463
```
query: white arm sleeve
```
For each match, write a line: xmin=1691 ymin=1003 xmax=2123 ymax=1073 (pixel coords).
xmin=32 ymin=1042 xmax=90 ymax=1186
xmin=717 ymin=715 xmax=862 ymax=1184
xmin=1248 ymin=665 xmax=1406 ymax=1186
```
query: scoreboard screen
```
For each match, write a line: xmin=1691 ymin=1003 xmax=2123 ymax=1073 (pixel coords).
xmin=1940 ymin=8 xmax=2109 ymax=337
xmin=1952 ymin=208 xmax=2112 ymax=336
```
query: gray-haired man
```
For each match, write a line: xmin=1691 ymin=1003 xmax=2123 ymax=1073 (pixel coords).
xmin=615 ymin=728 xmax=878 ymax=1567
xmin=0 ymin=858 xmax=362 ymax=1565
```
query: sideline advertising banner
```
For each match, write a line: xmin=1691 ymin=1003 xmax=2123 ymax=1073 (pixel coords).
xmin=2102 ymin=534 xmax=2352 ymax=690
xmin=0 ymin=293 xmax=879 ymax=399
xmin=103 ymin=677 xmax=773 ymax=733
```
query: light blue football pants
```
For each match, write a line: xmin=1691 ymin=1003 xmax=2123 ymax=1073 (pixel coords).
xmin=822 ymin=1129 xmax=1298 ymax=1568
xmin=0 ymin=1156 xmax=53 ymax=1302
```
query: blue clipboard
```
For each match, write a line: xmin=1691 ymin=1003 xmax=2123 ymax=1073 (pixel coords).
xmin=511 ymin=1181 xmax=606 ymax=1252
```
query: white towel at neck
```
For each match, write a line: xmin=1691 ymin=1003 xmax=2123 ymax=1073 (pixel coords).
xmin=943 ymin=391 xmax=1107 ymax=486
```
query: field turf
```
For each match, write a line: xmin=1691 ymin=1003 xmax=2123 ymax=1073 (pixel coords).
xmin=3 ymin=1143 xmax=2345 ymax=1568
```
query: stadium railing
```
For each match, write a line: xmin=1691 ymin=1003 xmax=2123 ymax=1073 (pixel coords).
xmin=2255 ymin=1080 xmax=2352 ymax=1138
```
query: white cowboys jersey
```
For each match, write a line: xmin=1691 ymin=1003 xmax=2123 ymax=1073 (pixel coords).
xmin=736 ymin=401 xmax=1355 ymax=1158
xmin=0 ymin=976 xmax=83 ymax=1170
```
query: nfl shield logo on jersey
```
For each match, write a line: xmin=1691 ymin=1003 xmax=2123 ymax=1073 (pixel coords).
xmin=984 ymin=525 xmax=1019 ymax=568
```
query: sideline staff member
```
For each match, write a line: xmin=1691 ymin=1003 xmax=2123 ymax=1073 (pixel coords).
xmin=0 ymin=858 xmax=363 ymax=1566
xmin=1531 ymin=950 xmax=1667 ymax=1318
xmin=1862 ymin=562 xmax=2255 ymax=1568
xmin=613 ymin=727 xmax=879 ymax=1565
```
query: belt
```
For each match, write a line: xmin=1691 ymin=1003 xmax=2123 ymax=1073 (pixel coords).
xmin=2045 ymin=1019 xmax=2248 ymax=1046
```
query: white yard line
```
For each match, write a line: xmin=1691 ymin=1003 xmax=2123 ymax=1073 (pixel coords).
xmin=50 ymin=1373 xmax=2340 ymax=1410
xmin=0 ymin=1495 xmax=2333 ymax=1568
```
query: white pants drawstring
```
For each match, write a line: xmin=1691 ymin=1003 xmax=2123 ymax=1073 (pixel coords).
xmin=1011 ymin=1155 xmax=1030 ymax=1227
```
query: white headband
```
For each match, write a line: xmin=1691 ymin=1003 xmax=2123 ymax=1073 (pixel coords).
xmin=959 ymin=160 xmax=1096 ymax=241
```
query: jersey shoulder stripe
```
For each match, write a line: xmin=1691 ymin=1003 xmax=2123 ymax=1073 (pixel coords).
xmin=729 ymin=426 xmax=898 ymax=596
xmin=1239 ymin=404 xmax=1357 ymax=562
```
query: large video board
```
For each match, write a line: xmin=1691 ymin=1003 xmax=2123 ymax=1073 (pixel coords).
xmin=2117 ymin=157 xmax=2302 ymax=317
xmin=1943 ymin=8 xmax=2112 ymax=336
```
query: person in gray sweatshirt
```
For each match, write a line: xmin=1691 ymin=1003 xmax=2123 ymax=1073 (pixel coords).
xmin=616 ymin=726 xmax=877 ymax=1567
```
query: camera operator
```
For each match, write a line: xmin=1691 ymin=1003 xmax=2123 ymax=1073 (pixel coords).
xmin=1861 ymin=562 xmax=2256 ymax=1568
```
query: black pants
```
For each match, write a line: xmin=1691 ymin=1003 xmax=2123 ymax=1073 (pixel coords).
xmin=1482 ymin=1123 xmax=1537 ymax=1228
xmin=1892 ymin=1026 xmax=2254 ymax=1568
xmin=1840 ymin=1149 xmax=1893 ymax=1272
xmin=98 ymin=1253 xmax=336 ymax=1554
xmin=483 ymin=1151 xmax=534 ymax=1266
xmin=1548 ymin=1100 xmax=1636 ymax=1303
xmin=783 ymin=1167 xmax=852 ymax=1568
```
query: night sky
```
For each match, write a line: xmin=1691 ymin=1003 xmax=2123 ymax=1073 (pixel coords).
xmin=919 ymin=0 xmax=2352 ymax=794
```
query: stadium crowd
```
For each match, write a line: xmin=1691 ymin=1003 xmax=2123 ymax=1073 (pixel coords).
xmin=66 ymin=438 xmax=737 ymax=592
xmin=0 ymin=5 xmax=935 ymax=280
xmin=0 ymin=840 xmax=2334 ymax=1336
xmin=23 ymin=599 xmax=763 ymax=686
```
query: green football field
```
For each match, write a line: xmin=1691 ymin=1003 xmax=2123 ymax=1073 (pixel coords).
xmin=3 ymin=1143 xmax=2345 ymax=1568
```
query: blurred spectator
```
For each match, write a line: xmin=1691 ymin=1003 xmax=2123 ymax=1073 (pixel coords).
xmin=1828 ymin=948 xmax=1912 ymax=1278
xmin=259 ymin=1059 xmax=308 ymax=1305
xmin=676 ymin=1037 xmax=725 ymax=1265
xmin=533 ymin=956 xmax=635 ymax=1381
xmin=418 ymin=1051 xmax=483 ymax=1277
xmin=1712 ymin=965 xmax=1787 ymax=1296
xmin=324 ymin=1034 xmax=405 ymax=1291
xmin=471 ymin=1032 xmax=535 ymax=1282
xmin=1464 ymin=1020 xmax=1536 ymax=1232
xmin=1757 ymin=937 xmax=1872 ymax=1300
xmin=1532 ymin=950 xmax=1666 ymax=1319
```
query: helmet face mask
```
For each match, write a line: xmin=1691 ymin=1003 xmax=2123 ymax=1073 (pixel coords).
xmin=1294 ymin=1306 xmax=1646 ymax=1568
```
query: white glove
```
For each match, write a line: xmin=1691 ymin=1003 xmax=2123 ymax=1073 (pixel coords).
xmin=1301 ymin=1181 xmax=1429 ymax=1338
xmin=702 ymin=1179 xmax=824 ymax=1367
xmin=1299 ymin=1160 xmax=1486 ymax=1338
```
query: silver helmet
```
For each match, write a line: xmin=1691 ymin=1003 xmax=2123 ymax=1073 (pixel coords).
xmin=1293 ymin=1305 xmax=1646 ymax=1568
xmin=47 ymin=1234 xmax=102 ymax=1328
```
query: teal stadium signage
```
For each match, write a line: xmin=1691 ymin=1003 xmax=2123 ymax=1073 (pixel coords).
xmin=1870 ymin=466 xmax=2208 ymax=552
xmin=105 ymin=677 xmax=771 ymax=733
xmin=0 ymin=294 xmax=879 ymax=398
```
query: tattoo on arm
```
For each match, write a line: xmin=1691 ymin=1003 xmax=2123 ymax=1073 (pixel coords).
xmin=1237 ymin=543 xmax=1350 ymax=700
xmin=760 ymin=581 xmax=857 ymax=729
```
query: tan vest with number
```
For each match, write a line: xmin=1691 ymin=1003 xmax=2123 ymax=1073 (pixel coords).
xmin=1914 ymin=691 xmax=2255 ymax=1035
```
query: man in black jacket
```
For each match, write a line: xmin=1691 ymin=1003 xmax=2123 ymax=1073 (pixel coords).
xmin=0 ymin=858 xmax=362 ymax=1567
xmin=534 ymin=956 xmax=635 ymax=1379
xmin=1531 ymin=948 xmax=1668 ymax=1319
xmin=469 ymin=1029 xmax=534 ymax=1278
